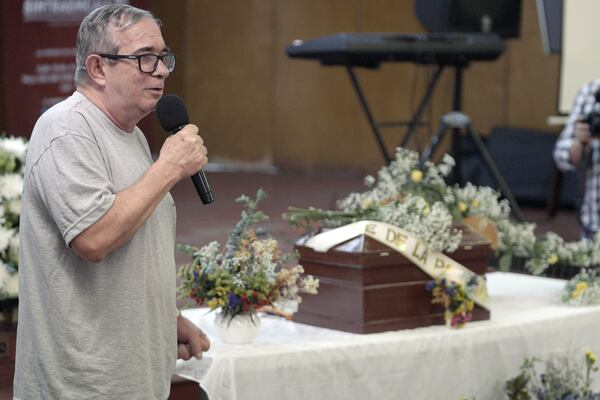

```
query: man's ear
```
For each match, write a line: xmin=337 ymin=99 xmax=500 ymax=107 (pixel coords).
xmin=84 ymin=54 xmax=107 ymax=85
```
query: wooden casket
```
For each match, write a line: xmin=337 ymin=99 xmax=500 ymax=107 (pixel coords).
xmin=294 ymin=224 xmax=492 ymax=333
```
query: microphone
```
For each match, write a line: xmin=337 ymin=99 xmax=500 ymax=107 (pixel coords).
xmin=156 ymin=94 xmax=214 ymax=204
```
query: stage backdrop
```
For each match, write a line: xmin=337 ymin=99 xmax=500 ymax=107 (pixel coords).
xmin=0 ymin=0 xmax=156 ymax=143
xmin=153 ymin=0 xmax=562 ymax=172
xmin=1 ymin=1 xmax=563 ymax=172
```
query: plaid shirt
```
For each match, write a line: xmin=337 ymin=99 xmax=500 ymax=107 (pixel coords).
xmin=554 ymin=79 xmax=600 ymax=235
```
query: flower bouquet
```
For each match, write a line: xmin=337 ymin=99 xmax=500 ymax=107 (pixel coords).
xmin=426 ymin=277 xmax=475 ymax=328
xmin=177 ymin=189 xmax=319 ymax=328
xmin=0 ymin=135 xmax=27 ymax=301
xmin=562 ymin=269 xmax=600 ymax=306
xmin=283 ymin=147 xmax=600 ymax=307
xmin=504 ymin=351 xmax=600 ymax=399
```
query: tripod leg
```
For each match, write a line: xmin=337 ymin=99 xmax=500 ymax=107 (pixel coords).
xmin=346 ymin=66 xmax=392 ymax=164
xmin=399 ymin=65 xmax=444 ymax=148
xmin=546 ymin=168 xmax=562 ymax=217
xmin=419 ymin=122 xmax=448 ymax=168
xmin=420 ymin=112 xmax=469 ymax=168
xmin=466 ymin=124 xmax=526 ymax=222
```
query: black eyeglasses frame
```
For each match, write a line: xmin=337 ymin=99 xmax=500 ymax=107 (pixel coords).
xmin=97 ymin=52 xmax=176 ymax=73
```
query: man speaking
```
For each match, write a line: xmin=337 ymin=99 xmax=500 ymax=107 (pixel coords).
xmin=14 ymin=4 xmax=210 ymax=399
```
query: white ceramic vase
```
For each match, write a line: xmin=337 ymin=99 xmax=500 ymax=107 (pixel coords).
xmin=214 ymin=312 xmax=261 ymax=344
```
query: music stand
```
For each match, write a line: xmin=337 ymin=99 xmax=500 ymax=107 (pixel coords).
xmin=413 ymin=0 xmax=525 ymax=221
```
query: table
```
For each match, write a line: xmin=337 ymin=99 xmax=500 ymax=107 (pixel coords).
xmin=176 ymin=272 xmax=600 ymax=400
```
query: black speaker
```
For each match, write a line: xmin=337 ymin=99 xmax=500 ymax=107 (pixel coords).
xmin=415 ymin=0 xmax=522 ymax=38
xmin=460 ymin=126 xmax=578 ymax=208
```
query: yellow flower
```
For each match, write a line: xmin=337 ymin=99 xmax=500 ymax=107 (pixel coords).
xmin=471 ymin=199 xmax=480 ymax=208
xmin=458 ymin=202 xmax=468 ymax=213
xmin=422 ymin=205 xmax=430 ymax=215
xmin=572 ymin=281 xmax=589 ymax=299
xmin=361 ymin=198 xmax=373 ymax=208
xmin=410 ymin=169 xmax=423 ymax=183
xmin=587 ymin=351 xmax=597 ymax=364
xmin=547 ymin=254 xmax=559 ymax=265
xmin=207 ymin=299 xmax=219 ymax=309
xmin=216 ymin=286 xmax=228 ymax=296
xmin=466 ymin=299 xmax=474 ymax=311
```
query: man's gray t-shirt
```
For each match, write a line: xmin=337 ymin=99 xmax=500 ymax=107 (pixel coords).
xmin=14 ymin=91 xmax=177 ymax=399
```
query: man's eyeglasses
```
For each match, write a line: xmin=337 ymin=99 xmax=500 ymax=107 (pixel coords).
xmin=98 ymin=52 xmax=176 ymax=73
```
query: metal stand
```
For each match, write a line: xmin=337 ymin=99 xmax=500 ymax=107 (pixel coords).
xmin=345 ymin=58 xmax=525 ymax=222
xmin=419 ymin=111 xmax=525 ymax=222
xmin=345 ymin=64 xmax=445 ymax=165
xmin=346 ymin=66 xmax=392 ymax=164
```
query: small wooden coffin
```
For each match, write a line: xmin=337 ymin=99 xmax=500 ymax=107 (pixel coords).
xmin=294 ymin=224 xmax=492 ymax=333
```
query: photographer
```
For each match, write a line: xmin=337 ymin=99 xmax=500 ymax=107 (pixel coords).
xmin=554 ymin=79 xmax=600 ymax=239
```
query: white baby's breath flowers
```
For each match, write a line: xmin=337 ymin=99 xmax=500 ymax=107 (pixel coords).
xmin=376 ymin=195 xmax=461 ymax=252
xmin=0 ymin=263 xmax=17 ymax=298
xmin=0 ymin=135 xmax=27 ymax=299
xmin=193 ymin=241 xmax=222 ymax=273
xmin=0 ymin=136 xmax=27 ymax=161
xmin=454 ymin=183 xmax=511 ymax=221
xmin=0 ymin=173 xmax=23 ymax=201
xmin=286 ymin=146 xmax=600 ymax=302
xmin=0 ymin=226 xmax=15 ymax=256
xmin=338 ymin=148 xmax=463 ymax=252
xmin=562 ymin=269 xmax=600 ymax=306
xmin=7 ymin=198 xmax=21 ymax=216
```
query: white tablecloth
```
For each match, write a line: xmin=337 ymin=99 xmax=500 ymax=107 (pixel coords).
xmin=176 ymin=272 xmax=600 ymax=400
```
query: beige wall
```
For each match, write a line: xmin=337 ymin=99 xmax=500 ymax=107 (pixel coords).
xmin=137 ymin=1 xmax=561 ymax=172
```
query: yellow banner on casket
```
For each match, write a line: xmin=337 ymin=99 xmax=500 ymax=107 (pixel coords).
xmin=304 ymin=220 xmax=489 ymax=310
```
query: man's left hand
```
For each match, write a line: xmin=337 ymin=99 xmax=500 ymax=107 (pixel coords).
xmin=176 ymin=315 xmax=211 ymax=360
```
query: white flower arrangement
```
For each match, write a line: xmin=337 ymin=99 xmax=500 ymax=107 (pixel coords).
xmin=0 ymin=135 xmax=27 ymax=300
xmin=562 ymin=269 xmax=600 ymax=306
xmin=284 ymin=147 xmax=600 ymax=305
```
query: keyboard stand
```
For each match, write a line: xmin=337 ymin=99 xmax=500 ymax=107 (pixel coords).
xmin=347 ymin=59 xmax=525 ymax=222
xmin=345 ymin=66 xmax=392 ymax=164
xmin=345 ymin=64 xmax=445 ymax=165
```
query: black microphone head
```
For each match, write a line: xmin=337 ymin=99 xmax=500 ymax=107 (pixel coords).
xmin=156 ymin=94 xmax=189 ymax=132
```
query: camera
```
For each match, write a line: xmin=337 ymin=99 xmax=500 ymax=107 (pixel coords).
xmin=584 ymin=112 xmax=600 ymax=137
xmin=583 ymin=90 xmax=600 ymax=136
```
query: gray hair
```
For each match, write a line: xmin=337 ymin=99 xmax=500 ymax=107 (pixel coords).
xmin=74 ymin=4 xmax=161 ymax=86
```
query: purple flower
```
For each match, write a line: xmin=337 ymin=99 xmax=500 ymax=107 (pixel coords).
xmin=227 ymin=292 xmax=241 ymax=310
xmin=445 ymin=286 xmax=456 ymax=297
xmin=425 ymin=281 xmax=435 ymax=291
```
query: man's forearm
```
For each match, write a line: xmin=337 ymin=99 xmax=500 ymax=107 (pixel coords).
xmin=70 ymin=159 xmax=180 ymax=262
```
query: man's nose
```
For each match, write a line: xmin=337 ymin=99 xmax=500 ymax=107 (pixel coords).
xmin=154 ymin=58 xmax=170 ymax=78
